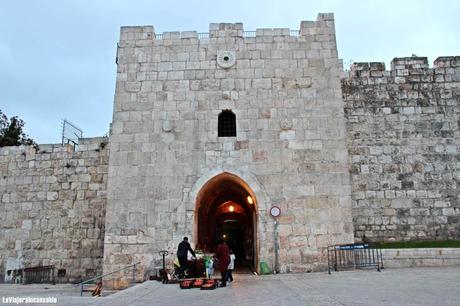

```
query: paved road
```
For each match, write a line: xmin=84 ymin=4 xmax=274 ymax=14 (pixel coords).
xmin=1 ymin=267 xmax=459 ymax=305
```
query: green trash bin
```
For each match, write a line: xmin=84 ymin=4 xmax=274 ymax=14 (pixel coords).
xmin=259 ymin=261 xmax=271 ymax=275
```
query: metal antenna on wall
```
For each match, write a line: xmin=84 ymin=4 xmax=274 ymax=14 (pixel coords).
xmin=61 ymin=119 xmax=83 ymax=149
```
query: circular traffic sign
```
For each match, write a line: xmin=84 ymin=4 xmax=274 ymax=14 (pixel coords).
xmin=270 ymin=206 xmax=281 ymax=217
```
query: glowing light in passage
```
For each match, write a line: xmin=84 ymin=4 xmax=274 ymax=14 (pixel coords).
xmin=247 ymin=196 xmax=254 ymax=204
xmin=229 ymin=205 xmax=234 ymax=212
xmin=223 ymin=234 xmax=226 ymax=238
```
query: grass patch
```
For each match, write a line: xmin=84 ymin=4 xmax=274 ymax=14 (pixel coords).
xmin=378 ymin=240 xmax=460 ymax=249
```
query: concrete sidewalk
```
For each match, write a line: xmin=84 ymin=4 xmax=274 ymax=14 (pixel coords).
xmin=1 ymin=267 xmax=459 ymax=305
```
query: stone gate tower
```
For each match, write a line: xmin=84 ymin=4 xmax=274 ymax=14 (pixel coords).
xmin=104 ymin=13 xmax=354 ymax=288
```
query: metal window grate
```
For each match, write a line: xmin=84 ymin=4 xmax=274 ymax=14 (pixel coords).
xmin=24 ymin=265 xmax=55 ymax=284
xmin=218 ymin=110 xmax=236 ymax=137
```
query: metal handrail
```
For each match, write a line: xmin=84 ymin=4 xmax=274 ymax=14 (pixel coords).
xmin=153 ymin=30 xmax=301 ymax=39
xmin=198 ymin=32 xmax=209 ymax=39
xmin=76 ymin=262 xmax=140 ymax=296
xmin=243 ymin=31 xmax=256 ymax=37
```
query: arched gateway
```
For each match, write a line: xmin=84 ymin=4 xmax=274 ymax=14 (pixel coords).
xmin=195 ymin=173 xmax=257 ymax=269
xmin=187 ymin=169 xmax=270 ymax=272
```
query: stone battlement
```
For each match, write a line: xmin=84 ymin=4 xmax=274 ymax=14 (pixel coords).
xmin=0 ymin=137 xmax=108 ymax=156
xmin=119 ymin=13 xmax=335 ymax=43
xmin=348 ymin=56 xmax=460 ymax=81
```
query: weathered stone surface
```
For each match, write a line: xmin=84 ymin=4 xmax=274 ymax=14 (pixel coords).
xmin=382 ymin=248 xmax=460 ymax=268
xmin=343 ymin=56 xmax=460 ymax=241
xmin=0 ymin=138 xmax=108 ymax=282
xmin=105 ymin=13 xmax=353 ymax=285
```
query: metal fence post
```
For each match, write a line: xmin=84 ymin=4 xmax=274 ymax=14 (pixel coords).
xmin=334 ymin=248 xmax=338 ymax=271
xmin=80 ymin=283 xmax=83 ymax=296
xmin=132 ymin=263 xmax=136 ymax=284
xmin=52 ymin=266 xmax=55 ymax=285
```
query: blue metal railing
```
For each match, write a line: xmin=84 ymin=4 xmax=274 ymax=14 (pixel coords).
xmin=75 ymin=262 xmax=139 ymax=297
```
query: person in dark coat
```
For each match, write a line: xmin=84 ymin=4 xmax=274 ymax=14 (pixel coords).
xmin=215 ymin=240 xmax=230 ymax=287
xmin=177 ymin=237 xmax=196 ymax=278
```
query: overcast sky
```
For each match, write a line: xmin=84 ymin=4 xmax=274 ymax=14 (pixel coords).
xmin=1 ymin=0 xmax=459 ymax=144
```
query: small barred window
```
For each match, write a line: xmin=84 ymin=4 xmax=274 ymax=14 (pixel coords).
xmin=218 ymin=110 xmax=236 ymax=137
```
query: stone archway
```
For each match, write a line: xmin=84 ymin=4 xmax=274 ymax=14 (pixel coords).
xmin=187 ymin=168 xmax=270 ymax=272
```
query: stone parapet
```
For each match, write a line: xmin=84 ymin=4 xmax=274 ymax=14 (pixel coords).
xmin=434 ymin=56 xmax=460 ymax=68
xmin=117 ymin=13 xmax=337 ymax=54
xmin=347 ymin=56 xmax=460 ymax=85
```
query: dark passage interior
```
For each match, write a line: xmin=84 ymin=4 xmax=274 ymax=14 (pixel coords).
xmin=195 ymin=173 xmax=257 ymax=269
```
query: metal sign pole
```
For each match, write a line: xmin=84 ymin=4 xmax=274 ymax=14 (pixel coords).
xmin=269 ymin=206 xmax=281 ymax=274
xmin=274 ymin=219 xmax=279 ymax=274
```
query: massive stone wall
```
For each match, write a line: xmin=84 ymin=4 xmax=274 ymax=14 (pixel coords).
xmin=1 ymin=16 xmax=458 ymax=287
xmin=0 ymin=138 xmax=108 ymax=283
xmin=343 ymin=56 xmax=460 ymax=241
xmin=105 ymin=13 xmax=353 ymax=287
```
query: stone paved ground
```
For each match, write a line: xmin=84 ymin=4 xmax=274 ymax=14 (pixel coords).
xmin=1 ymin=267 xmax=459 ymax=306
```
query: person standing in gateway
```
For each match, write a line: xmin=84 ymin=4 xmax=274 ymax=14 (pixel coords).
xmin=177 ymin=237 xmax=196 ymax=278
xmin=227 ymin=249 xmax=235 ymax=283
xmin=215 ymin=240 xmax=230 ymax=287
